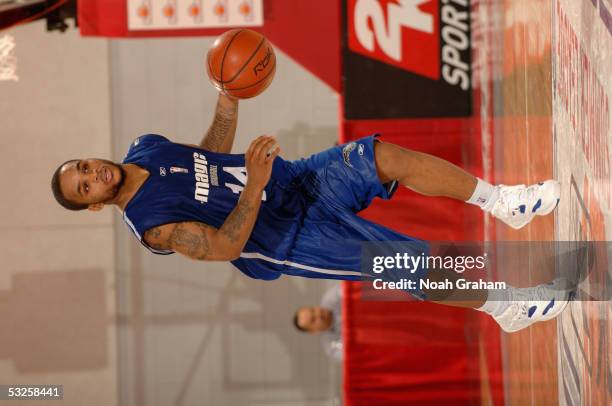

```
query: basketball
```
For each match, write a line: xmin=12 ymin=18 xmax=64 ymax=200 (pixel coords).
xmin=206 ymin=29 xmax=276 ymax=99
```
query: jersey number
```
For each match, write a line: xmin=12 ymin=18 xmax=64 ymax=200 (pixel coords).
xmin=223 ymin=166 xmax=267 ymax=201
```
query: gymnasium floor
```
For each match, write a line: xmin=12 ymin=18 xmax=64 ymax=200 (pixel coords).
xmin=476 ymin=1 xmax=611 ymax=404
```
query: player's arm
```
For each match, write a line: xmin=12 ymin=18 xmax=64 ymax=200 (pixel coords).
xmin=144 ymin=135 xmax=280 ymax=261
xmin=148 ymin=185 xmax=265 ymax=260
xmin=199 ymin=92 xmax=239 ymax=153
xmin=144 ymin=221 xmax=228 ymax=260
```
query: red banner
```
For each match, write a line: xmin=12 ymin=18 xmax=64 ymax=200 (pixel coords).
xmin=347 ymin=0 xmax=440 ymax=79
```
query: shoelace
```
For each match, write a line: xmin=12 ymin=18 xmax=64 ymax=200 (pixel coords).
xmin=507 ymin=284 xmax=552 ymax=324
xmin=507 ymin=287 xmax=529 ymax=324
xmin=496 ymin=184 xmax=537 ymax=214
xmin=511 ymin=302 xmax=529 ymax=324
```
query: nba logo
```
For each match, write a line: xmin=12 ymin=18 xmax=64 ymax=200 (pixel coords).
xmin=170 ymin=166 xmax=188 ymax=174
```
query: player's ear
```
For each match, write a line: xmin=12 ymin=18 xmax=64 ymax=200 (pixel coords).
xmin=88 ymin=203 xmax=104 ymax=212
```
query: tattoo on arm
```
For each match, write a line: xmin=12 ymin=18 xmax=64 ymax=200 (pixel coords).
xmin=145 ymin=227 xmax=165 ymax=250
xmin=202 ymin=103 xmax=237 ymax=152
xmin=168 ymin=223 xmax=211 ymax=260
xmin=149 ymin=227 xmax=161 ymax=239
xmin=220 ymin=199 xmax=253 ymax=243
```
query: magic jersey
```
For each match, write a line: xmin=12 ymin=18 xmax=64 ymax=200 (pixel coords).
xmin=122 ymin=134 xmax=304 ymax=280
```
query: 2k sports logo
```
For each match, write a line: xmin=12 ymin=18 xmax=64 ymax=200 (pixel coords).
xmin=348 ymin=0 xmax=471 ymax=90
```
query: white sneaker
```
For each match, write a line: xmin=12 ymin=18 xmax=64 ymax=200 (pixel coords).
xmin=493 ymin=278 xmax=574 ymax=333
xmin=490 ymin=180 xmax=560 ymax=229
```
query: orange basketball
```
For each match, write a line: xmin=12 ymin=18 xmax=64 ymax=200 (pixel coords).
xmin=206 ymin=29 xmax=276 ymax=99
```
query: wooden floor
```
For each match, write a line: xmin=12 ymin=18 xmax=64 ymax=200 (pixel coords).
xmin=477 ymin=0 xmax=611 ymax=405
xmin=552 ymin=0 xmax=611 ymax=405
xmin=495 ymin=1 xmax=559 ymax=404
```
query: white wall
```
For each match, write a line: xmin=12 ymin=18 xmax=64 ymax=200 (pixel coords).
xmin=0 ymin=21 xmax=118 ymax=406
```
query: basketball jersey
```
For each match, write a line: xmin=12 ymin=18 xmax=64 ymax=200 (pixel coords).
xmin=122 ymin=134 xmax=305 ymax=280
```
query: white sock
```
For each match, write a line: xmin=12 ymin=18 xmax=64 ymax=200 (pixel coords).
xmin=466 ymin=178 xmax=499 ymax=211
xmin=476 ymin=287 xmax=511 ymax=317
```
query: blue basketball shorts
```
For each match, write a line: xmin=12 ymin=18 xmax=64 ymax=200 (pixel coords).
xmin=282 ymin=135 xmax=431 ymax=300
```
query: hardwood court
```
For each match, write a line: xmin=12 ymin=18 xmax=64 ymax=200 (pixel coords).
xmin=478 ymin=0 xmax=612 ymax=405
xmin=495 ymin=1 xmax=559 ymax=404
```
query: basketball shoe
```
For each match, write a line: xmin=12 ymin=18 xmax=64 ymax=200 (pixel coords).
xmin=489 ymin=180 xmax=561 ymax=229
xmin=493 ymin=278 xmax=574 ymax=333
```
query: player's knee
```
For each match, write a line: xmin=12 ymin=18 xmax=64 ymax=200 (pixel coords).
xmin=374 ymin=141 xmax=397 ymax=183
xmin=374 ymin=141 xmax=418 ymax=183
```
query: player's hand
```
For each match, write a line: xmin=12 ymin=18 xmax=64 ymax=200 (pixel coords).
xmin=245 ymin=135 xmax=280 ymax=191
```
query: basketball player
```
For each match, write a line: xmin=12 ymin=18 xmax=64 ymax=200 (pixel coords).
xmin=51 ymin=92 xmax=572 ymax=333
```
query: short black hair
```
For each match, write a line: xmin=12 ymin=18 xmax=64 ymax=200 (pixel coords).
xmin=51 ymin=159 xmax=88 ymax=211
xmin=293 ymin=309 xmax=308 ymax=333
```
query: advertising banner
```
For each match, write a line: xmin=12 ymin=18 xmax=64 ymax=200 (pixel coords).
xmin=127 ymin=0 xmax=263 ymax=30
xmin=343 ymin=0 xmax=472 ymax=119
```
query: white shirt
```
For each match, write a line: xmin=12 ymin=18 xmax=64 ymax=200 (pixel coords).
xmin=320 ymin=285 xmax=343 ymax=362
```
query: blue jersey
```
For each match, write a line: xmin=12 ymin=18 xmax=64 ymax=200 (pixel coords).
xmin=122 ymin=134 xmax=304 ymax=280
xmin=122 ymin=134 xmax=429 ymax=298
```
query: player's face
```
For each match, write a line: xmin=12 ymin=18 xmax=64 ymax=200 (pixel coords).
xmin=297 ymin=307 xmax=333 ymax=333
xmin=59 ymin=159 xmax=125 ymax=207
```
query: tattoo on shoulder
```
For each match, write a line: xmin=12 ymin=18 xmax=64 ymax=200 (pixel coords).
xmin=220 ymin=199 xmax=253 ymax=243
xmin=149 ymin=227 xmax=161 ymax=239
xmin=168 ymin=223 xmax=211 ymax=260
xmin=202 ymin=103 xmax=237 ymax=151
xmin=145 ymin=227 xmax=165 ymax=250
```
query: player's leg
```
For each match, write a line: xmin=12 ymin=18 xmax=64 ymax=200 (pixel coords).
xmin=373 ymin=141 xmax=477 ymax=200
xmin=373 ymin=141 xmax=561 ymax=229
xmin=421 ymin=267 xmax=487 ymax=307
xmin=300 ymin=206 xmax=572 ymax=333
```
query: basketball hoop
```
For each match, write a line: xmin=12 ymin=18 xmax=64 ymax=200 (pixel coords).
xmin=0 ymin=35 xmax=18 ymax=81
